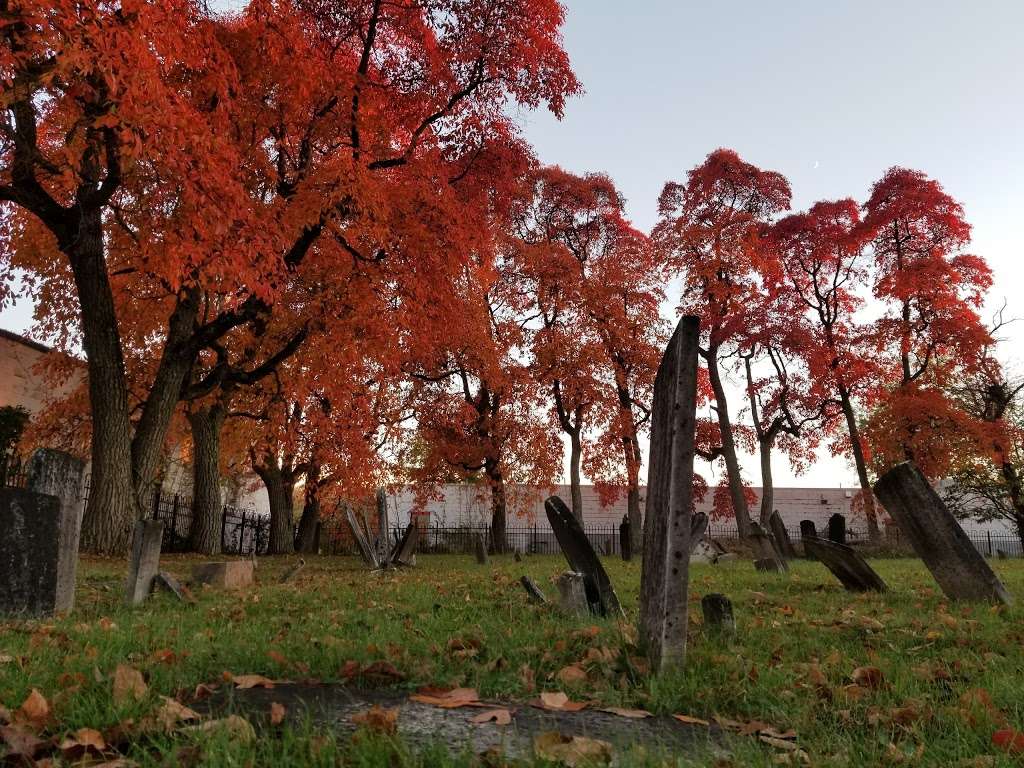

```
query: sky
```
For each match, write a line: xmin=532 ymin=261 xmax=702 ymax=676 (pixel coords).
xmin=2 ymin=0 xmax=1020 ymax=489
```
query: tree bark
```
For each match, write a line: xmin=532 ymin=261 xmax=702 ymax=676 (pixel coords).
xmin=568 ymin=428 xmax=583 ymax=522
xmin=485 ymin=458 xmax=507 ymax=553
xmin=187 ymin=404 xmax=226 ymax=554
xmin=705 ymin=347 xmax=752 ymax=538
xmin=295 ymin=463 xmax=322 ymax=554
xmin=837 ymin=385 xmax=881 ymax=541
xmin=70 ymin=211 xmax=139 ymax=555
xmin=256 ymin=460 xmax=296 ymax=555
xmin=757 ymin=436 xmax=775 ymax=527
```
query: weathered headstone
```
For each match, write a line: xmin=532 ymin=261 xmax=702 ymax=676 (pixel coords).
xmin=389 ymin=523 xmax=420 ymax=567
xmin=280 ymin=558 xmax=306 ymax=583
xmin=374 ymin=488 xmax=390 ymax=564
xmin=689 ymin=512 xmax=709 ymax=552
xmin=701 ymin=593 xmax=735 ymax=638
xmin=545 ymin=495 xmax=623 ymax=617
xmin=691 ymin=538 xmax=729 ymax=564
xmin=0 ymin=488 xmax=64 ymax=616
xmin=26 ymin=449 xmax=85 ymax=614
xmin=800 ymin=520 xmax=818 ymax=559
xmin=639 ymin=315 xmax=700 ymax=671
xmin=514 ymin=549 xmax=522 ymax=563
xmin=192 ymin=561 xmax=254 ymax=589
xmin=474 ymin=533 xmax=489 ymax=565
xmin=520 ymin=575 xmax=548 ymax=604
xmin=766 ymin=512 xmax=795 ymax=560
xmin=619 ymin=515 xmax=631 ymax=562
xmin=802 ymin=537 xmax=886 ymax=592
xmin=556 ymin=572 xmax=588 ymax=617
xmin=345 ymin=503 xmax=380 ymax=568
xmin=827 ymin=513 xmax=846 ymax=544
xmin=125 ymin=519 xmax=164 ymax=606
xmin=874 ymin=462 xmax=1012 ymax=604
xmin=750 ymin=522 xmax=787 ymax=573
xmin=155 ymin=571 xmax=195 ymax=603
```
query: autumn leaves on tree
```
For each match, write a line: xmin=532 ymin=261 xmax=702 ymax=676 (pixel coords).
xmin=0 ymin=2 xmax=1011 ymax=554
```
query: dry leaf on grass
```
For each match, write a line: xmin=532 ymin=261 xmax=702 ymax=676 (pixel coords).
xmin=410 ymin=687 xmax=482 ymax=708
xmin=185 ymin=715 xmax=256 ymax=744
xmin=351 ymin=705 xmax=398 ymax=735
xmin=600 ymin=707 xmax=652 ymax=719
xmin=270 ymin=702 xmax=287 ymax=726
xmin=58 ymin=727 xmax=106 ymax=761
xmin=150 ymin=696 xmax=202 ymax=731
xmin=533 ymin=732 xmax=612 ymax=767
xmin=229 ymin=674 xmax=281 ymax=690
xmin=672 ymin=713 xmax=710 ymax=726
xmin=556 ymin=665 xmax=587 ymax=685
xmin=0 ymin=724 xmax=48 ymax=759
xmin=992 ymin=729 xmax=1024 ymax=754
xmin=14 ymin=689 xmax=51 ymax=729
xmin=470 ymin=709 xmax=513 ymax=726
xmin=850 ymin=666 xmax=884 ymax=690
xmin=530 ymin=691 xmax=588 ymax=712
xmin=112 ymin=665 xmax=148 ymax=704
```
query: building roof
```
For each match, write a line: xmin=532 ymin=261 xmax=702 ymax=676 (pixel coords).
xmin=0 ymin=328 xmax=52 ymax=355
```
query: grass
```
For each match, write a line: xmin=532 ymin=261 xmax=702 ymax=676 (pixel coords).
xmin=2 ymin=553 xmax=1023 ymax=766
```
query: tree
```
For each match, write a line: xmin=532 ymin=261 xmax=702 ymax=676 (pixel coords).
xmin=654 ymin=148 xmax=791 ymax=537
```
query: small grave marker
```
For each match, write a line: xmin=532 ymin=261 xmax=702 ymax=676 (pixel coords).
xmin=125 ymin=519 xmax=163 ymax=606
xmin=701 ymin=593 xmax=735 ymax=638
xmin=750 ymin=522 xmax=787 ymax=573
xmin=192 ymin=561 xmax=255 ymax=590
xmin=556 ymin=572 xmax=588 ymax=617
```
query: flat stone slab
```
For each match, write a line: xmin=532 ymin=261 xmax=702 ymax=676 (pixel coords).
xmin=192 ymin=561 xmax=254 ymax=589
xmin=206 ymin=684 xmax=709 ymax=760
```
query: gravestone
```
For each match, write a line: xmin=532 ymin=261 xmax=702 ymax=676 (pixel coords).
xmin=125 ymin=519 xmax=164 ymax=606
xmin=374 ymin=489 xmax=390 ymax=564
xmin=556 ymin=572 xmax=588 ymax=617
xmin=874 ymin=462 xmax=1012 ymax=604
xmin=827 ymin=513 xmax=846 ymax=544
xmin=545 ymin=495 xmax=623 ymax=617
xmin=619 ymin=515 xmax=631 ymax=562
xmin=192 ymin=560 xmax=254 ymax=589
xmin=701 ymin=594 xmax=735 ymax=639
xmin=520 ymin=575 xmax=548 ymax=604
xmin=689 ymin=512 xmax=709 ymax=552
xmin=474 ymin=533 xmax=489 ymax=565
xmin=345 ymin=503 xmax=380 ymax=568
xmin=767 ymin=511 xmax=796 ymax=560
xmin=389 ymin=522 xmax=420 ymax=567
xmin=802 ymin=537 xmax=886 ymax=592
xmin=639 ymin=315 xmax=701 ymax=671
xmin=26 ymin=449 xmax=86 ymax=614
xmin=280 ymin=558 xmax=306 ymax=583
xmin=155 ymin=571 xmax=195 ymax=603
xmin=0 ymin=488 xmax=64 ymax=616
xmin=800 ymin=520 xmax=818 ymax=560
xmin=750 ymin=522 xmax=787 ymax=573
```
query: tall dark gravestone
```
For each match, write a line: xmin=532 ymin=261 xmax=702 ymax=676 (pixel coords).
xmin=874 ymin=462 xmax=1011 ymax=604
xmin=768 ymin=511 xmax=796 ymax=560
xmin=619 ymin=515 xmax=631 ymax=561
xmin=0 ymin=489 xmax=64 ymax=616
xmin=827 ymin=513 xmax=847 ymax=544
xmin=639 ymin=316 xmax=700 ymax=671
xmin=545 ymin=495 xmax=622 ymax=616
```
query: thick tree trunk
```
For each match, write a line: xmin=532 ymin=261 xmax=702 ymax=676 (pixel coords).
xmin=838 ymin=386 xmax=881 ymax=541
xmin=758 ymin=437 xmax=774 ymax=527
xmin=569 ymin=429 xmax=583 ymax=522
xmin=70 ymin=213 xmax=138 ymax=555
xmin=187 ymin=405 xmax=226 ymax=555
xmin=624 ymin=439 xmax=642 ymax=544
xmin=295 ymin=464 xmax=322 ymax=554
xmin=705 ymin=349 xmax=752 ymax=538
xmin=485 ymin=459 xmax=507 ymax=553
xmin=1001 ymin=461 xmax=1024 ymax=553
xmin=256 ymin=462 xmax=296 ymax=555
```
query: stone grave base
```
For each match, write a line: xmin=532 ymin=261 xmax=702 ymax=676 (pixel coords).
xmin=204 ymin=683 xmax=709 ymax=760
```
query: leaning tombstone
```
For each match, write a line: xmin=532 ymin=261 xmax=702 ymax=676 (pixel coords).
xmin=345 ymin=503 xmax=380 ymax=568
xmin=374 ymin=488 xmax=390 ymax=563
xmin=803 ymin=537 xmax=886 ymax=592
xmin=474 ymin=533 xmax=489 ymax=565
xmin=125 ymin=519 xmax=164 ymax=606
xmin=874 ymin=462 xmax=1012 ymax=604
xmin=701 ymin=593 xmax=735 ymax=639
xmin=689 ymin=512 xmax=709 ymax=552
xmin=828 ymin=513 xmax=847 ymax=544
xmin=750 ymin=522 xmax=787 ymax=573
xmin=0 ymin=489 xmax=65 ymax=616
xmin=389 ymin=522 xmax=420 ymax=567
xmin=155 ymin=571 xmax=195 ymax=603
xmin=556 ymin=572 xmax=589 ymax=618
xmin=639 ymin=315 xmax=701 ymax=671
xmin=280 ymin=558 xmax=306 ymax=584
xmin=545 ymin=495 xmax=623 ymax=617
xmin=768 ymin=511 xmax=797 ymax=559
xmin=619 ymin=515 xmax=631 ymax=562
xmin=520 ymin=575 xmax=548 ymax=604
xmin=26 ymin=449 xmax=85 ymax=614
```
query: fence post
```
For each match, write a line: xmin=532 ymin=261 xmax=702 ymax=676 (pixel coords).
xmin=170 ymin=494 xmax=180 ymax=550
xmin=988 ymin=531 xmax=993 ymax=557
xmin=220 ymin=506 xmax=228 ymax=553
xmin=239 ymin=509 xmax=248 ymax=555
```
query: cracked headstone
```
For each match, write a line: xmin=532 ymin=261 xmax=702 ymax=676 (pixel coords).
xmin=802 ymin=537 xmax=886 ymax=592
xmin=639 ymin=315 xmax=700 ymax=671
xmin=545 ymin=495 xmax=622 ymax=617
xmin=874 ymin=461 xmax=1011 ymax=604
xmin=556 ymin=572 xmax=588 ymax=617
xmin=768 ymin=511 xmax=796 ymax=560
xmin=125 ymin=518 xmax=164 ymax=606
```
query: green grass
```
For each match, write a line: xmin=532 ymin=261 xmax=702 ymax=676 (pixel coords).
xmin=2 ymin=554 xmax=1023 ymax=766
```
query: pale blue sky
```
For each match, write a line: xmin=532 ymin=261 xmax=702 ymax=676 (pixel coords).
xmin=3 ymin=1 xmax=1020 ymax=488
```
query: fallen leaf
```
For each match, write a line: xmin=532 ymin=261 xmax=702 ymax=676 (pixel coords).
xmin=15 ymin=689 xmax=50 ymax=729
xmin=186 ymin=715 xmax=256 ymax=743
xmin=230 ymin=674 xmax=279 ymax=690
xmin=760 ymin=734 xmax=801 ymax=751
xmin=851 ymin=666 xmax=884 ymax=690
xmin=351 ymin=705 xmax=398 ymax=735
xmin=270 ymin=702 xmax=286 ymax=726
xmin=556 ymin=665 xmax=587 ymax=686
xmin=112 ymin=665 xmax=148 ymax=704
xmin=992 ymin=729 xmax=1024 ymax=754
xmin=471 ymin=709 xmax=512 ymax=726
xmin=360 ymin=661 xmax=404 ymax=683
xmin=151 ymin=696 xmax=202 ymax=731
xmin=534 ymin=732 xmax=612 ymax=766
xmin=410 ymin=687 xmax=482 ymax=708
xmin=59 ymin=727 xmax=106 ymax=760
xmin=531 ymin=691 xmax=588 ymax=712
xmin=0 ymin=724 xmax=48 ymax=759
xmin=673 ymin=713 xmax=711 ymax=726
xmin=600 ymin=707 xmax=652 ymax=719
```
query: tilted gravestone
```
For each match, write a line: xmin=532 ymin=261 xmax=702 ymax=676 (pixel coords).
xmin=828 ymin=513 xmax=847 ymax=544
xmin=520 ymin=575 xmax=548 ymax=604
xmin=874 ymin=462 xmax=1012 ymax=604
xmin=750 ymin=522 xmax=787 ymax=573
xmin=701 ymin=593 xmax=735 ymax=639
xmin=374 ymin=488 xmax=390 ymax=564
xmin=768 ymin=511 xmax=796 ymax=560
xmin=26 ymin=449 xmax=86 ymax=614
xmin=689 ymin=512 xmax=709 ymax=553
xmin=619 ymin=515 xmax=631 ymax=562
xmin=389 ymin=522 xmax=420 ymax=567
xmin=345 ymin=503 xmax=381 ymax=568
xmin=802 ymin=536 xmax=886 ymax=592
xmin=556 ymin=572 xmax=589 ymax=617
xmin=0 ymin=488 xmax=65 ymax=616
xmin=639 ymin=316 xmax=700 ymax=671
xmin=125 ymin=519 xmax=164 ymax=606
xmin=474 ymin=533 xmax=489 ymax=565
xmin=545 ymin=496 xmax=622 ymax=616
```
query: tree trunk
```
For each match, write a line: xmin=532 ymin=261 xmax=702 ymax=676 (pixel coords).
xmin=295 ymin=464 xmax=322 ymax=554
xmin=187 ymin=405 xmax=226 ymax=555
xmin=569 ymin=429 xmax=583 ymax=522
xmin=624 ymin=439 xmax=642 ymax=544
xmin=70 ymin=212 xmax=138 ymax=555
xmin=838 ymin=385 xmax=881 ymax=541
xmin=485 ymin=458 xmax=507 ymax=553
xmin=705 ymin=348 xmax=752 ymax=537
xmin=256 ymin=461 xmax=296 ymax=555
xmin=1001 ymin=461 xmax=1024 ymax=553
xmin=758 ymin=436 xmax=774 ymax=527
